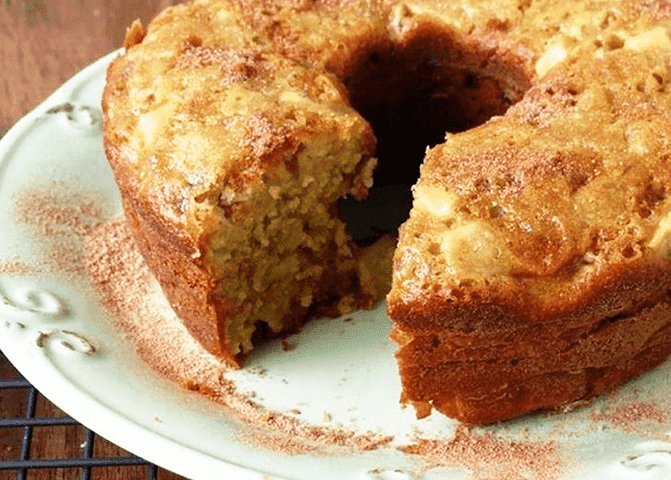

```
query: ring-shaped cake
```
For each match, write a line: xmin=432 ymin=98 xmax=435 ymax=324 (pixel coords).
xmin=103 ymin=0 xmax=671 ymax=424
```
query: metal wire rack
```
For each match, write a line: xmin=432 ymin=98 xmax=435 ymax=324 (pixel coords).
xmin=0 ymin=350 xmax=166 ymax=480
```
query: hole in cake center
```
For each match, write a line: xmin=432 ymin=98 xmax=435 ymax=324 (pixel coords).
xmin=339 ymin=28 xmax=528 ymax=245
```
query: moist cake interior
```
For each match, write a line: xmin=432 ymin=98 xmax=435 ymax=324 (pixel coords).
xmin=242 ymin=24 xmax=529 ymax=352
xmin=236 ymin=23 xmax=533 ymax=353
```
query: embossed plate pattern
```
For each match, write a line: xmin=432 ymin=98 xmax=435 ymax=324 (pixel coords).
xmin=1 ymin=52 xmax=671 ymax=480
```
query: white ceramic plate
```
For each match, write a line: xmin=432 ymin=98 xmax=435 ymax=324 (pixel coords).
xmin=2 ymin=52 xmax=671 ymax=480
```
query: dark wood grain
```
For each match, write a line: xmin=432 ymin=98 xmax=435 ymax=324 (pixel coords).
xmin=0 ymin=0 xmax=181 ymax=137
xmin=1 ymin=1 xmax=187 ymax=478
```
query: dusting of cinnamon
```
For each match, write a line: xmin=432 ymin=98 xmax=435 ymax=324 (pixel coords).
xmin=591 ymin=400 xmax=669 ymax=431
xmin=0 ymin=260 xmax=32 ymax=276
xmin=402 ymin=424 xmax=562 ymax=480
xmin=239 ymin=432 xmax=316 ymax=455
xmin=12 ymin=184 xmax=106 ymax=276
xmin=241 ymin=114 xmax=296 ymax=165
xmin=84 ymin=216 xmax=392 ymax=454
xmin=177 ymin=45 xmax=266 ymax=84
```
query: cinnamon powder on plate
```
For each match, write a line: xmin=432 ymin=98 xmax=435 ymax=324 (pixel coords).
xmin=84 ymin=216 xmax=392 ymax=454
xmin=402 ymin=424 xmax=562 ymax=480
xmin=8 ymin=184 xmax=576 ymax=475
xmin=12 ymin=183 xmax=106 ymax=276
xmin=590 ymin=400 xmax=668 ymax=431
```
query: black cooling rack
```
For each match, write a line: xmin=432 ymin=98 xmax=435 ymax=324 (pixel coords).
xmin=0 ymin=349 xmax=163 ymax=480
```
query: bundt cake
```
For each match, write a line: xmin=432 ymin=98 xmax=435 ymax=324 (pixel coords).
xmin=102 ymin=0 xmax=671 ymax=424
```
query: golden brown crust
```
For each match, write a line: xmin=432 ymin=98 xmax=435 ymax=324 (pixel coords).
xmin=394 ymin=299 xmax=671 ymax=424
xmin=103 ymin=134 xmax=234 ymax=362
xmin=103 ymin=0 xmax=671 ymax=424
xmin=123 ymin=19 xmax=146 ymax=50
xmin=123 ymin=194 xmax=234 ymax=361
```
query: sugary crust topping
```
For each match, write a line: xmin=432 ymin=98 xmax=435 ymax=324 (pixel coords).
xmin=391 ymin=42 xmax=671 ymax=330
xmin=176 ymin=44 xmax=266 ymax=83
xmin=240 ymin=114 xmax=295 ymax=164
xmin=377 ymin=0 xmax=671 ymax=337
xmin=630 ymin=0 xmax=671 ymax=20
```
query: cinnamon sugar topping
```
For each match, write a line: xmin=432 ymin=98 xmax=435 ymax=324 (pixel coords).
xmin=177 ymin=45 xmax=266 ymax=83
xmin=241 ymin=114 xmax=295 ymax=162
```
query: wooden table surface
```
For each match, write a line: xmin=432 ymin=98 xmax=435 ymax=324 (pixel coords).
xmin=0 ymin=1 xmax=187 ymax=478
xmin=0 ymin=0 xmax=183 ymax=137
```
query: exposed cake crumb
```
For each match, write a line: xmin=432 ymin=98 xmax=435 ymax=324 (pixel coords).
xmin=84 ymin=217 xmax=393 ymax=454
